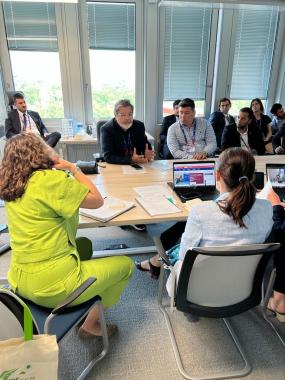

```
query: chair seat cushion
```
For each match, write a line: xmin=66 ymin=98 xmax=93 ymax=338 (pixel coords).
xmin=24 ymin=296 xmax=99 ymax=342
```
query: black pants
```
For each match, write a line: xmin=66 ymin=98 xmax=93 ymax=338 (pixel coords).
xmin=160 ymin=221 xmax=186 ymax=251
xmin=274 ymin=248 xmax=285 ymax=293
xmin=272 ymin=128 xmax=285 ymax=152
xmin=43 ymin=131 xmax=61 ymax=148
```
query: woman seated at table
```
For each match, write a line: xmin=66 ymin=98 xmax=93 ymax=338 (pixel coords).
xmin=0 ymin=133 xmax=134 ymax=337
xmin=251 ymin=98 xmax=273 ymax=154
xmin=136 ymin=148 xmax=273 ymax=285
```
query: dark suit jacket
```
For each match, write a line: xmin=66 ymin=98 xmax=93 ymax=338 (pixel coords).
xmin=5 ymin=109 xmax=49 ymax=139
xmin=159 ymin=114 xmax=176 ymax=159
xmin=160 ymin=114 xmax=177 ymax=144
xmin=209 ymin=111 xmax=235 ymax=149
xmin=221 ymin=123 xmax=265 ymax=155
xmin=101 ymin=118 xmax=151 ymax=165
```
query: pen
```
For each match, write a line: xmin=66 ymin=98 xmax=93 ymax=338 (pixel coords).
xmin=166 ymin=196 xmax=175 ymax=204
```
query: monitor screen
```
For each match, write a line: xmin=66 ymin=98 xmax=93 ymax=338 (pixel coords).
xmin=267 ymin=166 xmax=285 ymax=188
xmin=173 ymin=162 xmax=215 ymax=188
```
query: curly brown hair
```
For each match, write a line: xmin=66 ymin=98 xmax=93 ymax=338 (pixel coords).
xmin=0 ymin=133 xmax=54 ymax=201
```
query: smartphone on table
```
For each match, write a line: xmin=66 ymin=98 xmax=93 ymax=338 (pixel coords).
xmin=131 ymin=163 xmax=143 ymax=170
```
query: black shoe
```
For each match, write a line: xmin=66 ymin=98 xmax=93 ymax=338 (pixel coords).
xmin=135 ymin=260 xmax=160 ymax=280
xmin=130 ymin=224 xmax=146 ymax=231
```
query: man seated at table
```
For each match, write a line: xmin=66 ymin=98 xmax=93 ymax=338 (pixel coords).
xmin=221 ymin=107 xmax=265 ymax=155
xmin=208 ymin=97 xmax=235 ymax=151
xmin=101 ymin=99 xmax=153 ymax=165
xmin=159 ymin=99 xmax=180 ymax=159
xmin=5 ymin=92 xmax=61 ymax=148
xmin=270 ymin=103 xmax=285 ymax=154
xmin=167 ymin=98 xmax=217 ymax=159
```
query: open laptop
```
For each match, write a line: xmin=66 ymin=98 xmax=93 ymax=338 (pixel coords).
xmin=168 ymin=161 xmax=219 ymax=202
xmin=266 ymin=163 xmax=285 ymax=200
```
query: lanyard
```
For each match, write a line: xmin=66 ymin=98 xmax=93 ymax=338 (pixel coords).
xmin=179 ymin=119 xmax=197 ymax=145
xmin=123 ymin=131 xmax=133 ymax=155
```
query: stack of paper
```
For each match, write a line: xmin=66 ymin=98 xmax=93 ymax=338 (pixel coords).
xmin=80 ymin=197 xmax=135 ymax=222
xmin=134 ymin=185 xmax=181 ymax=216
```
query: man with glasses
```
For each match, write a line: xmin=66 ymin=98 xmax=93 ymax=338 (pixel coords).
xmin=101 ymin=99 xmax=153 ymax=165
xmin=209 ymin=97 xmax=235 ymax=151
xmin=5 ymin=92 xmax=61 ymax=148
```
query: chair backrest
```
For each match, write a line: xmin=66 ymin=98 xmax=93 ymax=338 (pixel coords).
xmin=6 ymin=91 xmax=24 ymax=111
xmin=96 ymin=119 xmax=109 ymax=145
xmin=176 ymin=243 xmax=280 ymax=318
xmin=0 ymin=288 xmax=39 ymax=340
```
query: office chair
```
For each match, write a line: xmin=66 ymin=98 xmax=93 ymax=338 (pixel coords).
xmin=153 ymin=236 xmax=281 ymax=380
xmin=6 ymin=91 xmax=24 ymax=111
xmin=96 ymin=120 xmax=108 ymax=146
xmin=0 ymin=277 xmax=109 ymax=380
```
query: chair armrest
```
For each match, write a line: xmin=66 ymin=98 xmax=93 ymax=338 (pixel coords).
xmin=51 ymin=277 xmax=96 ymax=315
xmin=153 ymin=236 xmax=171 ymax=266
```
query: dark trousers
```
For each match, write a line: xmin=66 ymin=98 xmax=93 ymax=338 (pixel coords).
xmin=160 ymin=221 xmax=186 ymax=251
xmin=274 ymin=248 xmax=285 ymax=293
xmin=272 ymin=128 xmax=285 ymax=152
xmin=43 ymin=131 xmax=61 ymax=148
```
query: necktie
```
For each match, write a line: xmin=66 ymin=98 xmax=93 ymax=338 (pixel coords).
xmin=23 ymin=113 xmax=27 ymax=131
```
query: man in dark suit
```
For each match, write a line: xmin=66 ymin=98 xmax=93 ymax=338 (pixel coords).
xmin=101 ymin=99 xmax=153 ymax=165
xmin=209 ymin=97 xmax=235 ymax=150
xmin=159 ymin=99 xmax=180 ymax=159
xmin=5 ymin=92 xmax=61 ymax=148
xmin=221 ymin=107 xmax=265 ymax=155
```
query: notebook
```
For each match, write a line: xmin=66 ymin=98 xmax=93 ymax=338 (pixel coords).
xmin=80 ymin=197 xmax=135 ymax=222
xmin=266 ymin=164 xmax=285 ymax=200
xmin=168 ymin=161 xmax=218 ymax=202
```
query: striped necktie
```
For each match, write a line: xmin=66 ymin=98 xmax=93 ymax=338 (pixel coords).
xmin=23 ymin=113 xmax=27 ymax=131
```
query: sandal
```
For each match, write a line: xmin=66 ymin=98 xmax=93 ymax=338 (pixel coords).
xmin=135 ymin=260 xmax=150 ymax=272
xmin=149 ymin=260 xmax=161 ymax=280
xmin=78 ymin=324 xmax=118 ymax=339
xmin=267 ymin=298 xmax=285 ymax=322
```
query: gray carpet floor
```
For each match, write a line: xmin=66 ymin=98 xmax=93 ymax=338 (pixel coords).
xmin=1 ymin=225 xmax=285 ymax=380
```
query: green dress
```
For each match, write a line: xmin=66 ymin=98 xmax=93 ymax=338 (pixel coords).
xmin=6 ymin=169 xmax=133 ymax=308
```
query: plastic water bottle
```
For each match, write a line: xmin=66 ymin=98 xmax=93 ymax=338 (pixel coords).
xmin=91 ymin=125 xmax=97 ymax=139
xmin=61 ymin=119 xmax=69 ymax=138
xmin=68 ymin=119 xmax=74 ymax=138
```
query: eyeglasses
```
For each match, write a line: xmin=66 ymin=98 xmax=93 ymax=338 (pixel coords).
xmin=117 ymin=113 xmax=133 ymax=118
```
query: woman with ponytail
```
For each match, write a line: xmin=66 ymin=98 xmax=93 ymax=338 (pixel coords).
xmin=136 ymin=148 xmax=273 ymax=284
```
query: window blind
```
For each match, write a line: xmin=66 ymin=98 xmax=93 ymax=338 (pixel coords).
xmin=230 ymin=8 xmax=278 ymax=100
xmin=87 ymin=2 xmax=135 ymax=50
xmin=3 ymin=2 xmax=58 ymax=51
xmin=163 ymin=6 xmax=212 ymax=101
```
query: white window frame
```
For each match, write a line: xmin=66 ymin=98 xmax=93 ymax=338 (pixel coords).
xmin=78 ymin=0 xmax=144 ymax=125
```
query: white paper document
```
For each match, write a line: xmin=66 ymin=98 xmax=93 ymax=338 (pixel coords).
xmin=134 ymin=185 xmax=172 ymax=198
xmin=256 ymin=181 xmax=272 ymax=199
xmin=135 ymin=195 xmax=181 ymax=216
xmin=80 ymin=197 xmax=135 ymax=222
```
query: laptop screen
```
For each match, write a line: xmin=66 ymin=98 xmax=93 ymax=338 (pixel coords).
xmin=173 ymin=161 xmax=216 ymax=188
xmin=267 ymin=165 xmax=285 ymax=188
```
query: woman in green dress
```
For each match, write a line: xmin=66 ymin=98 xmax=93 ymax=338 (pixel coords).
xmin=0 ymin=133 xmax=133 ymax=337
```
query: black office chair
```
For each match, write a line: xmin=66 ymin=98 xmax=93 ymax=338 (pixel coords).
xmin=6 ymin=91 xmax=24 ymax=111
xmin=0 ymin=277 xmax=109 ymax=380
xmin=96 ymin=120 xmax=109 ymax=146
xmin=154 ymin=236 xmax=281 ymax=380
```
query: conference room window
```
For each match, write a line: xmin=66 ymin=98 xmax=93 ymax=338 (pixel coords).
xmin=2 ymin=1 xmax=64 ymax=118
xmin=162 ymin=5 xmax=212 ymax=117
xmin=87 ymin=2 xmax=135 ymax=120
xmin=230 ymin=7 xmax=278 ymax=114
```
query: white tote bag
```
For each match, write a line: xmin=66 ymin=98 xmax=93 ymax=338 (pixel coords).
xmin=0 ymin=297 xmax=58 ymax=380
